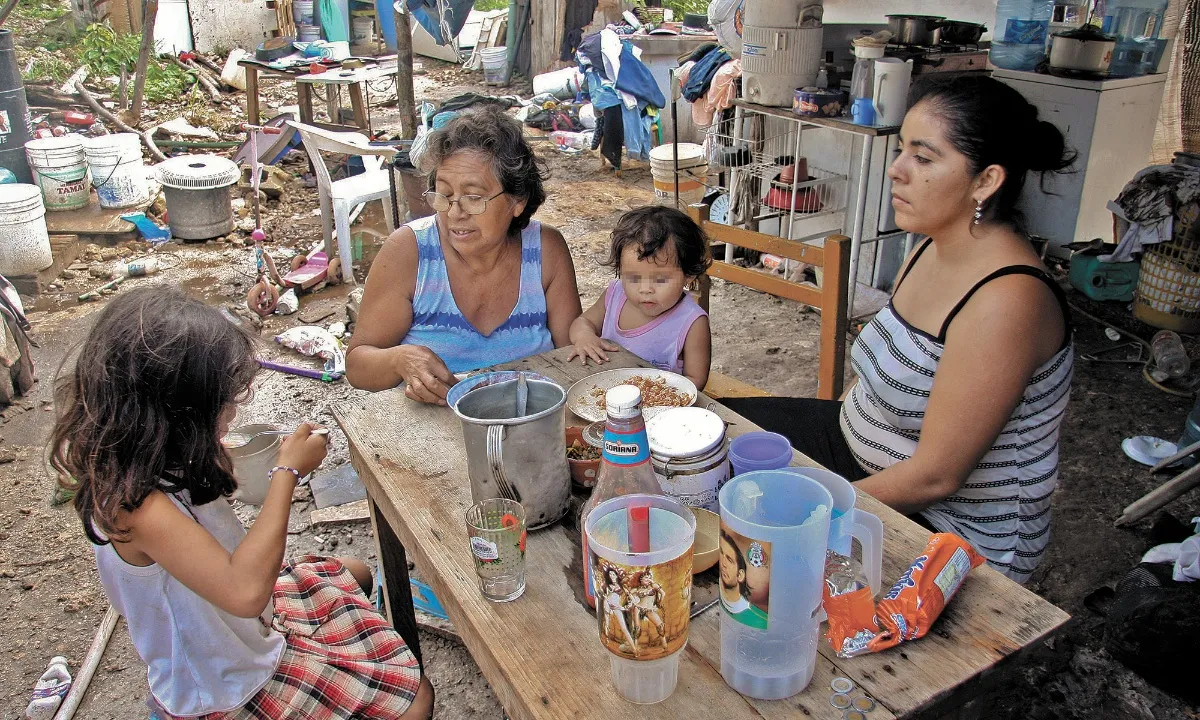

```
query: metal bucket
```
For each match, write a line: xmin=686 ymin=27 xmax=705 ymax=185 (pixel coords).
xmin=449 ymin=371 xmax=570 ymax=530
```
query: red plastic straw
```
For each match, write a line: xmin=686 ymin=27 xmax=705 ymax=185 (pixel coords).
xmin=628 ymin=504 xmax=650 ymax=554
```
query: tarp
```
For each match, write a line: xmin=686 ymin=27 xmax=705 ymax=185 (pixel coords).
xmin=405 ymin=0 xmax=474 ymax=45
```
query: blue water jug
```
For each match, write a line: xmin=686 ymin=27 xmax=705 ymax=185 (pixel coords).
xmin=1102 ymin=0 xmax=1168 ymax=76
xmin=992 ymin=0 xmax=1053 ymax=70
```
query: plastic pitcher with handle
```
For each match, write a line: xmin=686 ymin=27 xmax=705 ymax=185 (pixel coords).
xmin=718 ymin=469 xmax=832 ymax=699
xmin=779 ymin=468 xmax=884 ymax=604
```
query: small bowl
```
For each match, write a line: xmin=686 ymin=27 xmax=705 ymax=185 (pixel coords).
xmin=691 ymin=507 xmax=720 ymax=574
xmin=566 ymin=426 xmax=601 ymax=488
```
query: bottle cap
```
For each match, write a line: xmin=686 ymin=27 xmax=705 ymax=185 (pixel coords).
xmin=606 ymin=385 xmax=642 ymax=419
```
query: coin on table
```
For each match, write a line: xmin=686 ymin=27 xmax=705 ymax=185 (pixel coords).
xmin=852 ymin=696 xmax=876 ymax=712
xmin=830 ymin=677 xmax=855 ymax=694
xmin=830 ymin=693 xmax=852 ymax=710
xmin=844 ymin=711 xmax=867 ymax=720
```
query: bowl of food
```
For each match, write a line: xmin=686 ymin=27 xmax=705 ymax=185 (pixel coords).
xmin=566 ymin=368 xmax=697 ymax=423
xmin=691 ymin=507 xmax=720 ymax=573
xmin=566 ymin=425 xmax=601 ymax=487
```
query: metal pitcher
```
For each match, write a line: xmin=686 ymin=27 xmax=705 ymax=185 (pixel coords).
xmin=449 ymin=371 xmax=570 ymax=529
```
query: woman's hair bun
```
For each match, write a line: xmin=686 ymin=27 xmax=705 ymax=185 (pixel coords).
xmin=1026 ymin=119 xmax=1075 ymax=173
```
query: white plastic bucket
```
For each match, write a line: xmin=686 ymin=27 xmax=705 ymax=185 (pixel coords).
xmin=0 ymin=184 xmax=52 ymax=275
xmin=154 ymin=0 xmax=194 ymax=54
xmin=532 ymin=66 xmax=583 ymax=99
xmin=298 ymin=24 xmax=321 ymax=42
xmin=294 ymin=0 xmax=314 ymax=25
xmin=649 ymin=143 xmax=707 ymax=207
xmin=351 ymin=15 xmax=373 ymax=43
xmin=25 ymin=136 xmax=89 ymax=212
xmin=481 ymin=46 xmax=508 ymax=85
xmin=85 ymin=133 xmax=147 ymax=209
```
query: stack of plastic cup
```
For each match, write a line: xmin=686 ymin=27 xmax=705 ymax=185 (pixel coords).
xmin=585 ymin=493 xmax=696 ymax=704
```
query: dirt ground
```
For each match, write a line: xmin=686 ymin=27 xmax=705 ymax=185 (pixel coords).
xmin=1 ymin=25 xmax=1199 ymax=720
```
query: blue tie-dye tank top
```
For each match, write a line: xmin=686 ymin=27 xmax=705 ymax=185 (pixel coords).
xmin=400 ymin=215 xmax=554 ymax=373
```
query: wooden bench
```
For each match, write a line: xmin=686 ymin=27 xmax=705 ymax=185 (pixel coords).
xmin=703 ymin=371 xmax=770 ymax=400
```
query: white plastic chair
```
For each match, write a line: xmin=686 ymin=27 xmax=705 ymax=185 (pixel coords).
xmin=286 ymin=120 xmax=398 ymax=284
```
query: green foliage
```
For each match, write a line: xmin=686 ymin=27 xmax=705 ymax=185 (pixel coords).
xmin=78 ymin=24 xmax=192 ymax=102
xmin=662 ymin=0 xmax=708 ymax=15
xmin=473 ymin=0 xmax=509 ymax=10
xmin=12 ymin=0 xmax=69 ymax=22
xmin=23 ymin=54 xmax=73 ymax=83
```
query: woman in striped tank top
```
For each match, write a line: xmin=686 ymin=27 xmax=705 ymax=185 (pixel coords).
xmin=346 ymin=107 xmax=582 ymax=404
xmin=724 ymin=76 xmax=1076 ymax=582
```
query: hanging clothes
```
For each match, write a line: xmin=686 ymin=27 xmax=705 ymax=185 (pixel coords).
xmin=560 ymin=0 xmax=600 ymax=61
xmin=682 ymin=45 xmax=733 ymax=102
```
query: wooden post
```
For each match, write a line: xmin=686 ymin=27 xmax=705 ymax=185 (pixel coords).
xmin=818 ymin=235 xmax=851 ymax=401
xmin=369 ymin=497 xmax=423 ymax=666
xmin=130 ymin=0 xmax=158 ymax=124
xmin=393 ymin=3 xmax=418 ymax=141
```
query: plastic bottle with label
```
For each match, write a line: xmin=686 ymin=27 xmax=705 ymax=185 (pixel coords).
xmin=581 ymin=385 xmax=666 ymax=608
xmin=991 ymin=0 xmax=1054 ymax=70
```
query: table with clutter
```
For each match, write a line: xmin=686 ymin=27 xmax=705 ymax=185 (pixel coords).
xmin=240 ymin=56 xmax=395 ymax=131
xmin=333 ymin=345 xmax=1070 ymax=719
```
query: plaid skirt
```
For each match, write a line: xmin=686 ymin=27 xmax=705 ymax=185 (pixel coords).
xmin=163 ymin=556 xmax=422 ymax=719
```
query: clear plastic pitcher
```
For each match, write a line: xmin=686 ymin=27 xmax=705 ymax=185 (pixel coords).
xmin=585 ymin=493 xmax=696 ymax=704
xmin=718 ymin=470 xmax=832 ymax=700
xmin=780 ymin=468 xmax=883 ymax=595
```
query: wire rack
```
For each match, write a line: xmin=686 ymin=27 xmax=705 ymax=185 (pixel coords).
xmin=700 ymin=110 xmax=848 ymax=241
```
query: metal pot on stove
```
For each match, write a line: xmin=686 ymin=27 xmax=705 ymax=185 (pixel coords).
xmin=885 ymin=14 xmax=945 ymax=46
xmin=939 ymin=20 xmax=987 ymax=45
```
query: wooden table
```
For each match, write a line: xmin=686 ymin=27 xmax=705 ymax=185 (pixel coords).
xmin=333 ymin=347 xmax=1070 ymax=719
xmin=240 ymin=60 xmax=393 ymax=131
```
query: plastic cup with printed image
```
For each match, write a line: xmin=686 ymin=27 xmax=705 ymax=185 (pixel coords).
xmin=585 ymin=493 xmax=696 ymax=704
xmin=465 ymin=498 xmax=527 ymax=602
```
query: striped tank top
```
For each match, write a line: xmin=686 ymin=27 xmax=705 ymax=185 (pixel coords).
xmin=840 ymin=245 xmax=1074 ymax=582
xmin=400 ymin=215 xmax=554 ymax=374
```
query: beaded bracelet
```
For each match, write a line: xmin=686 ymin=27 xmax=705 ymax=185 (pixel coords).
xmin=269 ymin=465 xmax=302 ymax=483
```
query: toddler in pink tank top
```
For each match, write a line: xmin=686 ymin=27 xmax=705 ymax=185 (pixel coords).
xmin=568 ymin=206 xmax=713 ymax=389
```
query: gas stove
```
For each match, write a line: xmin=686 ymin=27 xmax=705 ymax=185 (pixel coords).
xmin=884 ymin=43 xmax=990 ymax=76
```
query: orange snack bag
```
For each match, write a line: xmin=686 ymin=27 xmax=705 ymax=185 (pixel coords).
xmin=826 ymin=533 xmax=985 ymax=658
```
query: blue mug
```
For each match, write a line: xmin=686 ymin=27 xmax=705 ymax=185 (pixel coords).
xmin=851 ymin=97 xmax=876 ymax=126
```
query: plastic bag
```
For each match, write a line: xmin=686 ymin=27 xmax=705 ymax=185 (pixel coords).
xmin=274 ymin=326 xmax=345 ymax=375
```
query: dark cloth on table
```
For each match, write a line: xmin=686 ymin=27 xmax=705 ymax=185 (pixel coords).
xmin=682 ymin=45 xmax=732 ymax=102
xmin=438 ymin=92 xmax=519 ymax=114
xmin=721 ymin=396 xmax=938 ymax=532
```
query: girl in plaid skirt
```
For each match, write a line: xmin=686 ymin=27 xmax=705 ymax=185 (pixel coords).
xmin=50 ymin=287 xmax=433 ymax=719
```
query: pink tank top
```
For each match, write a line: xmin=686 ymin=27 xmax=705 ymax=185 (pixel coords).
xmin=600 ymin=280 xmax=707 ymax=373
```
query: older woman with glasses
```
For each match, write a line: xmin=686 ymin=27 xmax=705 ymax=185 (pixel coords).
xmin=346 ymin=107 xmax=582 ymax=404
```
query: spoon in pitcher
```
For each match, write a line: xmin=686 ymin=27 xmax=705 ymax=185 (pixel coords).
xmin=515 ymin=371 xmax=529 ymax=417
xmin=222 ymin=427 xmax=330 ymax=449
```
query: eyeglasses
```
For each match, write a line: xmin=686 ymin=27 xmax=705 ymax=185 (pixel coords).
xmin=422 ymin=190 xmax=505 ymax=215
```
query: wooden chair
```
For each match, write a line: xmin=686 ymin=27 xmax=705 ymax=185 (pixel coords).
xmin=688 ymin=203 xmax=851 ymax=401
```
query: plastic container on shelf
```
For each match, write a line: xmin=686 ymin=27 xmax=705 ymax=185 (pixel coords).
xmin=991 ymin=0 xmax=1053 ymax=70
xmin=1101 ymin=0 xmax=1169 ymax=76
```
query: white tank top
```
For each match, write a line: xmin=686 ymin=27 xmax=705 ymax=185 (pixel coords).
xmin=93 ymin=492 xmax=284 ymax=716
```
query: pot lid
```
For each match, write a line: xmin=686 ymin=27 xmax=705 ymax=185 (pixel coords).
xmin=582 ymin=420 xmax=605 ymax=448
xmin=647 ymin=407 xmax=725 ymax=458
xmin=1054 ymin=25 xmax=1116 ymax=41
xmin=155 ymin=154 xmax=240 ymax=190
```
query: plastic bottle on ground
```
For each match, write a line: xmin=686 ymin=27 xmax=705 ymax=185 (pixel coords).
xmin=1151 ymin=330 xmax=1190 ymax=378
